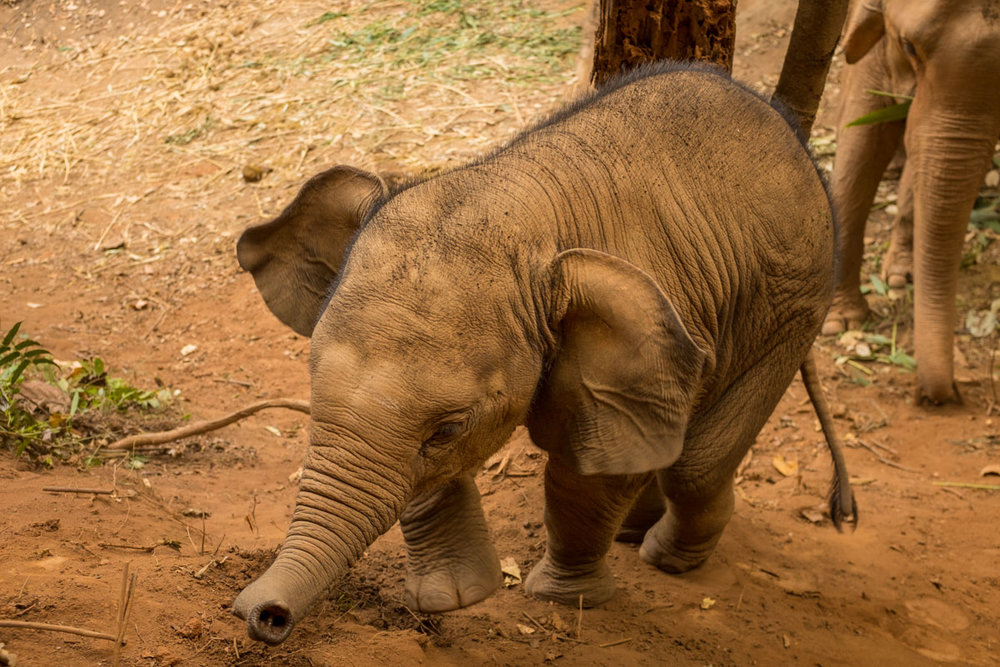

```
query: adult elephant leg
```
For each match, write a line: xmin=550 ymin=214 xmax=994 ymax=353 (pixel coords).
xmin=525 ymin=456 xmax=651 ymax=606
xmin=401 ymin=475 xmax=502 ymax=612
xmin=641 ymin=340 xmax=805 ymax=573
xmin=883 ymin=160 xmax=914 ymax=289
xmin=615 ymin=477 xmax=666 ymax=543
xmin=822 ymin=61 xmax=905 ymax=334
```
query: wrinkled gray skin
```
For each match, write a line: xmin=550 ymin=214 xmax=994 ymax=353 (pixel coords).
xmin=822 ymin=0 xmax=1000 ymax=404
xmin=232 ymin=62 xmax=840 ymax=645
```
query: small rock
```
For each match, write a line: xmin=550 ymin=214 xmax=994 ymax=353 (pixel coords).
xmin=242 ymin=164 xmax=265 ymax=182
xmin=985 ymin=169 xmax=999 ymax=188
xmin=180 ymin=344 xmax=198 ymax=356
xmin=176 ymin=617 xmax=203 ymax=639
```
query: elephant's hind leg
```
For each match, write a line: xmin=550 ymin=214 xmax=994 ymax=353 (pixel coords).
xmin=401 ymin=475 xmax=502 ymax=612
xmin=883 ymin=162 xmax=915 ymax=289
xmin=641 ymin=339 xmax=806 ymax=574
xmin=525 ymin=456 xmax=651 ymax=606
xmin=615 ymin=478 xmax=665 ymax=543
xmin=639 ymin=476 xmax=734 ymax=573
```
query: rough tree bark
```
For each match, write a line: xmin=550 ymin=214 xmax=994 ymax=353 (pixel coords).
xmin=591 ymin=0 xmax=737 ymax=86
xmin=771 ymin=0 xmax=851 ymax=136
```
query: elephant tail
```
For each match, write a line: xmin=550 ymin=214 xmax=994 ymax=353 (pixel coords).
xmin=800 ymin=351 xmax=859 ymax=532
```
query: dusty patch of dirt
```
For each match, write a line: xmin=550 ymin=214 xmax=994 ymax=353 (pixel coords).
xmin=2 ymin=1 xmax=1000 ymax=665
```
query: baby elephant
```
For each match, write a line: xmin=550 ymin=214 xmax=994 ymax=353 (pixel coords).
xmin=232 ymin=62 xmax=854 ymax=645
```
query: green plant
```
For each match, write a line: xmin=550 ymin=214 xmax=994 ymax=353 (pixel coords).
xmin=2 ymin=322 xmax=174 ymax=464
xmin=846 ymin=89 xmax=912 ymax=127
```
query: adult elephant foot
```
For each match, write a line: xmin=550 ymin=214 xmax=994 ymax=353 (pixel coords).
xmin=883 ymin=239 xmax=913 ymax=289
xmin=524 ymin=553 xmax=616 ymax=607
xmin=821 ymin=292 xmax=870 ymax=335
xmin=400 ymin=476 xmax=502 ymax=613
xmin=638 ymin=480 xmax=734 ymax=574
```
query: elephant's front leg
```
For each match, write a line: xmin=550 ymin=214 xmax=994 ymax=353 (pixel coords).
xmin=400 ymin=475 xmax=502 ymax=612
xmin=525 ymin=456 xmax=651 ymax=606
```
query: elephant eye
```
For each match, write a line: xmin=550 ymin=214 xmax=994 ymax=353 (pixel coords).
xmin=900 ymin=37 xmax=917 ymax=59
xmin=424 ymin=421 xmax=464 ymax=448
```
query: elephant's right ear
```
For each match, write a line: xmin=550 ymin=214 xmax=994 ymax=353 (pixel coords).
xmin=236 ymin=166 xmax=386 ymax=337
xmin=527 ymin=249 xmax=708 ymax=476
xmin=843 ymin=0 xmax=884 ymax=64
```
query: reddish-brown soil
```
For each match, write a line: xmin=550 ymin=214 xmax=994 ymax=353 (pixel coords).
xmin=2 ymin=1 xmax=999 ymax=665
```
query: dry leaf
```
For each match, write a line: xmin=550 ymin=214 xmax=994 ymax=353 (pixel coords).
xmin=700 ymin=596 xmax=716 ymax=610
xmin=772 ymin=454 xmax=799 ymax=477
xmin=980 ymin=464 xmax=1000 ymax=477
xmin=500 ymin=557 xmax=521 ymax=587
xmin=551 ymin=612 xmax=569 ymax=633
xmin=516 ymin=623 xmax=536 ymax=635
xmin=264 ymin=425 xmax=282 ymax=437
xmin=799 ymin=508 xmax=825 ymax=524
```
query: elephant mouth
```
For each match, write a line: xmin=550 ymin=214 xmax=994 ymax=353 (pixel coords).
xmin=239 ymin=600 xmax=295 ymax=645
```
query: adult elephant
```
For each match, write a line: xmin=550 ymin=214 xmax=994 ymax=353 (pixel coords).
xmin=822 ymin=0 xmax=1000 ymax=404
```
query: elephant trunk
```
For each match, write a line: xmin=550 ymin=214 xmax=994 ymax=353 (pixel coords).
xmin=233 ymin=447 xmax=409 ymax=644
xmin=909 ymin=107 xmax=1000 ymax=402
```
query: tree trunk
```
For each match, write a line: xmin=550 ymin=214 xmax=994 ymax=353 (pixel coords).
xmin=771 ymin=0 xmax=850 ymax=137
xmin=591 ymin=0 xmax=737 ymax=87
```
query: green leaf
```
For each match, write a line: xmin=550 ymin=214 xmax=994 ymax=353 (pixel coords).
xmin=1 ymin=322 xmax=21 ymax=349
xmin=846 ymin=101 xmax=912 ymax=127
xmin=870 ymin=274 xmax=889 ymax=296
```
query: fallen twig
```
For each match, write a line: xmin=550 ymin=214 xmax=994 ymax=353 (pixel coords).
xmin=853 ymin=440 xmax=918 ymax=473
xmin=933 ymin=481 xmax=1000 ymax=491
xmin=112 ymin=563 xmax=136 ymax=667
xmin=599 ymin=637 xmax=632 ymax=648
xmin=98 ymin=543 xmax=157 ymax=553
xmin=0 ymin=620 xmax=116 ymax=642
xmin=43 ymin=486 xmax=115 ymax=495
xmin=105 ymin=398 xmax=310 ymax=450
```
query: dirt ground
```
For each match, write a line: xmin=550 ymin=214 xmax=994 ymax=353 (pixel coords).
xmin=2 ymin=1 xmax=999 ymax=665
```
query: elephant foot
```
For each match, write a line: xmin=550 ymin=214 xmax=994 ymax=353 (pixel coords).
xmin=638 ymin=516 xmax=721 ymax=574
xmin=882 ymin=245 xmax=913 ymax=289
xmin=615 ymin=480 xmax=665 ymax=544
xmin=821 ymin=293 xmax=870 ymax=335
xmin=524 ymin=553 xmax=616 ymax=607
xmin=917 ymin=380 xmax=962 ymax=407
xmin=401 ymin=476 xmax=502 ymax=613
xmin=404 ymin=547 xmax=502 ymax=612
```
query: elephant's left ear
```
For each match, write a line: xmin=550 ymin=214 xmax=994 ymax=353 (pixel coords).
xmin=843 ymin=0 xmax=885 ymax=64
xmin=237 ymin=166 xmax=387 ymax=337
xmin=527 ymin=249 xmax=708 ymax=476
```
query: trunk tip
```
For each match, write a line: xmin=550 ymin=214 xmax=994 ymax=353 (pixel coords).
xmin=234 ymin=599 xmax=296 ymax=645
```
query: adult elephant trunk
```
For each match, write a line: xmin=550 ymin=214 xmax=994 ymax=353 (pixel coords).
xmin=908 ymin=102 xmax=1000 ymax=403
xmin=232 ymin=446 xmax=409 ymax=644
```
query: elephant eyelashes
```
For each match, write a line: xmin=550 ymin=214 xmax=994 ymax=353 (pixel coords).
xmin=422 ymin=421 xmax=465 ymax=450
xmin=900 ymin=37 xmax=918 ymax=59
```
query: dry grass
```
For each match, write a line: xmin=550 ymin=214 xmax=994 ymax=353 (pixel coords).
xmin=1 ymin=0 xmax=585 ymax=220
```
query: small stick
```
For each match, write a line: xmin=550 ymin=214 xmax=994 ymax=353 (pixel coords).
xmin=115 ymin=573 xmax=137 ymax=666
xmin=599 ymin=637 xmax=632 ymax=648
xmin=933 ymin=481 xmax=1000 ymax=491
xmin=200 ymin=514 xmax=206 ymax=555
xmin=0 ymin=620 xmax=116 ymax=641
xmin=98 ymin=543 xmax=157 ymax=553
xmin=854 ymin=440 xmax=918 ymax=473
xmin=577 ymin=594 xmax=583 ymax=640
xmin=520 ymin=611 xmax=547 ymax=634
xmin=112 ymin=562 xmax=130 ymax=667
xmin=43 ymin=486 xmax=114 ymax=495
xmin=105 ymin=398 xmax=310 ymax=449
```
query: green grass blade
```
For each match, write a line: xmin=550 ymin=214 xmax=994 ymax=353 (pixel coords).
xmin=846 ymin=101 xmax=912 ymax=127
